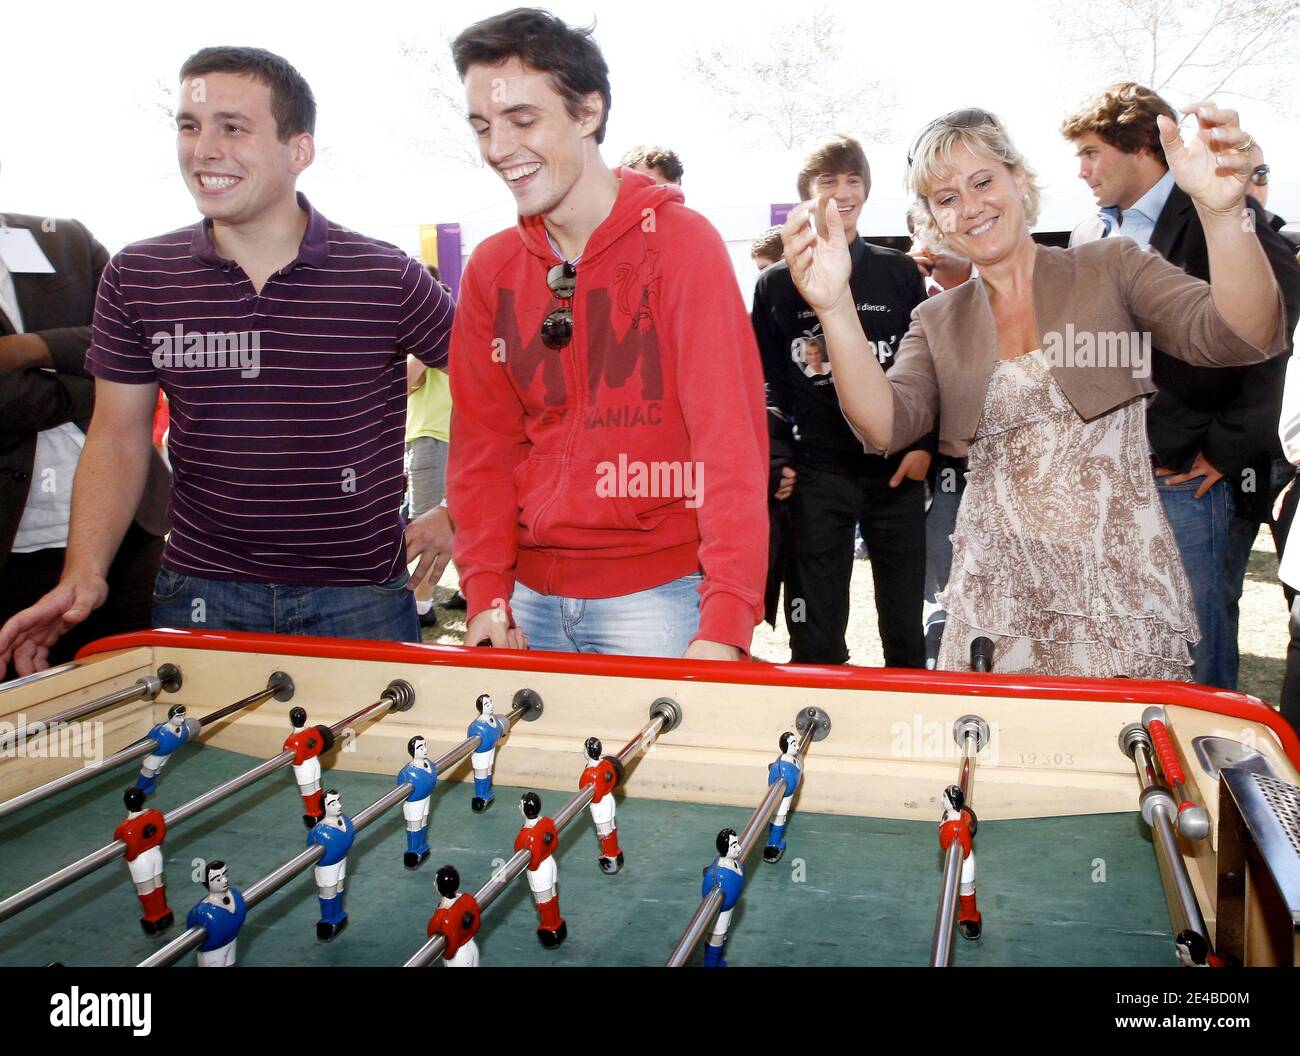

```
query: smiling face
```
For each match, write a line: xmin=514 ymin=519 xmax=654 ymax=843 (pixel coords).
xmin=810 ymin=170 xmax=866 ymax=241
xmin=175 ymin=71 xmax=312 ymax=226
xmin=1071 ymin=130 xmax=1160 ymax=211
xmin=925 ymin=143 xmax=1028 ymax=268
xmin=464 ymin=58 xmax=602 ymax=219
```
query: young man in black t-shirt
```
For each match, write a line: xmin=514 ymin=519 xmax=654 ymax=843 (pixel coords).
xmin=752 ymin=135 xmax=930 ymax=666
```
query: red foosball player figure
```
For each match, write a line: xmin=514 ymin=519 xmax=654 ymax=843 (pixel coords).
xmin=515 ymin=792 xmax=566 ymax=949
xmin=428 ymin=864 xmax=482 ymax=967
xmin=579 ymin=737 xmax=624 ymax=874
xmin=285 ymin=707 xmax=333 ymax=828
xmin=114 ymin=786 xmax=174 ymax=935
xmin=939 ymin=784 xmax=981 ymax=939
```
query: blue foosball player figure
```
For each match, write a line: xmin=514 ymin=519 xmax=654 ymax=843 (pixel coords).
xmin=307 ymin=789 xmax=355 ymax=941
xmin=397 ymin=735 xmax=438 ymax=868
xmin=467 ymin=693 xmax=508 ymax=813
xmin=135 ymin=704 xmax=201 ymax=797
xmin=763 ymin=730 xmax=803 ymax=863
xmin=701 ymin=828 xmax=744 ymax=967
xmin=187 ymin=860 xmax=248 ymax=966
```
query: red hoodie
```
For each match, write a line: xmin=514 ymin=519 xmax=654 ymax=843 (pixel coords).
xmin=447 ymin=169 xmax=768 ymax=652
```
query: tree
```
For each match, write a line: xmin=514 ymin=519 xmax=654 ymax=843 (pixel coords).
xmin=686 ymin=8 xmax=899 ymax=150
xmin=1051 ymin=0 xmax=1299 ymax=108
xmin=397 ymin=38 xmax=485 ymax=170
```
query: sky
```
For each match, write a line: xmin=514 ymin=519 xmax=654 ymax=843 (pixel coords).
xmin=4 ymin=0 xmax=1297 ymax=267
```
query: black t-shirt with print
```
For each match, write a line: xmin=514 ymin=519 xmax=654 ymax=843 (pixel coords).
xmin=751 ymin=237 xmax=930 ymax=476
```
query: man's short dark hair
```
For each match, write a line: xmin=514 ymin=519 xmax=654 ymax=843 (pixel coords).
xmin=1060 ymin=82 xmax=1177 ymax=165
xmin=451 ymin=8 xmax=612 ymax=144
xmin=796 ymin=134 xmax=871 ymax=201
xmin=621 ymin=145 xmax=684 ymax=183
xmin=179 ymin=46 xmax=317 ymax=141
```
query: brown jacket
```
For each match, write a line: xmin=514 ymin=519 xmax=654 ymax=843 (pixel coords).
xmin=872 ymin=236 xmax=1288 ymax=457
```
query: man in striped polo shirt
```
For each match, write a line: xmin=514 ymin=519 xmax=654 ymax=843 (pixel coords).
xmin=0 ymin=47 xmax=455 ymax=674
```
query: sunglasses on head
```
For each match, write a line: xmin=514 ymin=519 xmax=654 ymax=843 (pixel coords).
xmin=907 ymin=108 xmax=999 ymax=167
xmin=541 ymin=261 xmax=576 ymax=351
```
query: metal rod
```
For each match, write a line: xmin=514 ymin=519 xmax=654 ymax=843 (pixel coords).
xmin=929 ymin=726 xmax=979 ymax=967
xmin=0 ymin=737 xmax=161 ymax=822
xmin=0 ymin=684 xmax=407 ymax=924
xmin=665 ymin=721 xmax=817 ymax=968
xmin=405 ymin=711 xmax=669 ymax=967
xmin=195 ymin=672 xmax=290 ymax=729
xmin=1127 ymin=735 xmax=1212 ymax=959
xmin=141 ymin=701 xmax=529 ymax=967
xmin=0 ymin=675 xmax=162 ymax=753
xmin=0 ymin=671 xmax=281 ymax=821
xmin=0 ymin=662 xmax=81 ymax=694
xmin=931 ymin=842 xmax=964 ymax=967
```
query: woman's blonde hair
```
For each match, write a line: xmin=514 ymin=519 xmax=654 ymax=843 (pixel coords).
xmin=906 ymin=111 xmax=1042 ymax=249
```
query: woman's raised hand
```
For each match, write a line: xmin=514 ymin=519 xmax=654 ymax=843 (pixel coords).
xmin=781 ymin=196 xmax=853 ymax=314
xmin=1160 ymin=102 xmax=1255 ymax=218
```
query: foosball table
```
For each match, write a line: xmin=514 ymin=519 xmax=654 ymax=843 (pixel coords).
xmin=1 ymin=628 xmax=1297 ymax=968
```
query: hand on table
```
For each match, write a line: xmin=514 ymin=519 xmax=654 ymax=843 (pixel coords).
xmin=683 ymin=639 xmax=743 ymax=661
xmin=0 ymin=573 xmax=108 ymax=676
xmin=464 ymin=608 xmax=528 ymax=650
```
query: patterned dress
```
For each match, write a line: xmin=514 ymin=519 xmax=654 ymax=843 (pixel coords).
xmin=937 ymin=350 xmax=1198 ymax=679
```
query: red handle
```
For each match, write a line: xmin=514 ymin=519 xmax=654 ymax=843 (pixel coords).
xmin=1148 ymin=719 xmax=1186 ymax=787
xmin=1148 ymin=718 xmax=1203 ymax=819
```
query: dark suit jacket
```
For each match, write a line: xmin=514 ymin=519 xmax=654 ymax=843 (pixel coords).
xmin=0 ymin=212 xmax=170 ymax=558
xmin=1071 ymin=189 xmax=1300 ymax=519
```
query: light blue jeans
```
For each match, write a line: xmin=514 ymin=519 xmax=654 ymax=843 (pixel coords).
xmin=510 ymin=573 xmax=702 ymax=657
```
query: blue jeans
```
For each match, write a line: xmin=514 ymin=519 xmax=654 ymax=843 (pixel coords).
xmin=1224 ymin=508 xmax=1262 ymax=688
xmin=151 ymin=566 xmax=421 ymax=642
xmin=510 ymin=574 xmax=702 ymax=656
xmin=1155 ymin=475 xmax=1236 ymax=688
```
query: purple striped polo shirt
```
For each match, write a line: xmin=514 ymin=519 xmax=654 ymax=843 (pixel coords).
xmin=86 ymin=194 xmax=454 ymax=585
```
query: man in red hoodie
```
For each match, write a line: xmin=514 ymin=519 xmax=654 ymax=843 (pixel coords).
xmin=447 ymin=9 xmax=768 ymax=660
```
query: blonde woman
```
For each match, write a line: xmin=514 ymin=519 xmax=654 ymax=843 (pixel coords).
xmin=781 ymin=105 xmax=1285 ymax=678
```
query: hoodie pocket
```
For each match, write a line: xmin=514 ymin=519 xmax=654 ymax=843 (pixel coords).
xmin=520 ymin=456 xmax=686 ymax=547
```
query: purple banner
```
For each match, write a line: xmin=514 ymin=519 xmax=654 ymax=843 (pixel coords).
xmin=437 ymin=223 xmax=463 ymax=300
